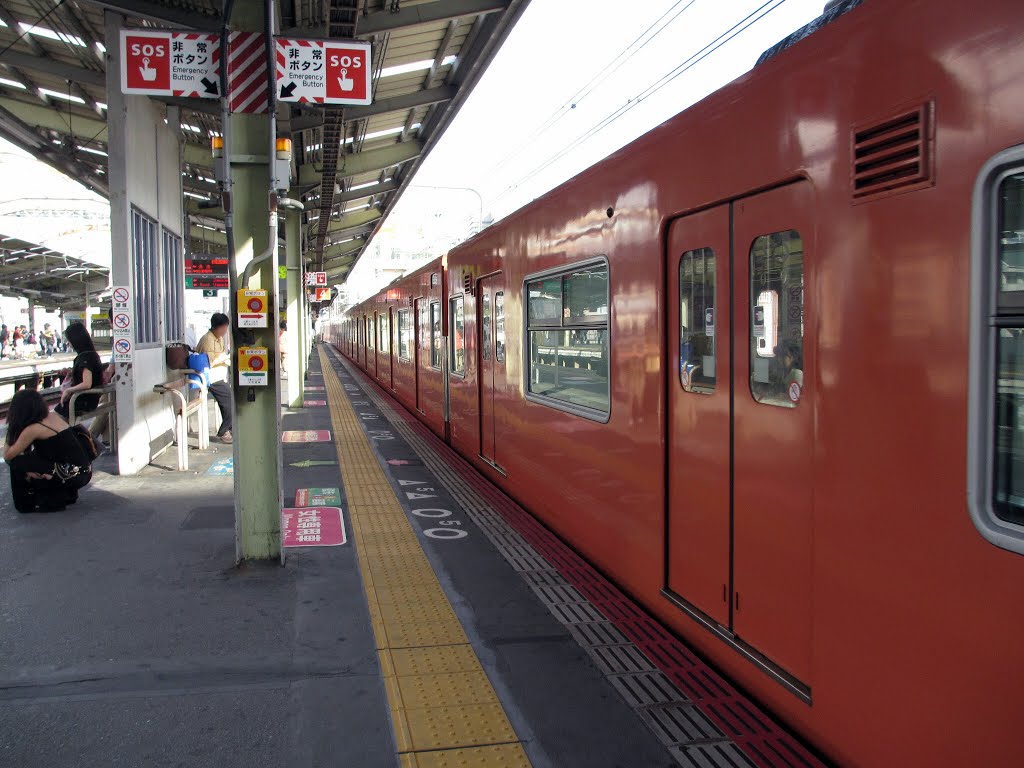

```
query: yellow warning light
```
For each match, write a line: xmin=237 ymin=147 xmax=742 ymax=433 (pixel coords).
xmin=211 ymin=135 xmax=224 ymax=158
xmin=275 ymin=137 xmax=292 ymax=161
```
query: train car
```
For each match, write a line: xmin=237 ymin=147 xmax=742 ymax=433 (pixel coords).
xmin=326 ymin=1 xmax=1024 ymax=764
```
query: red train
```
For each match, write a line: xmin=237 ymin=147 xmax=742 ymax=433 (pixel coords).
xmin=322 ymin=1 xmax=1024 ymax=764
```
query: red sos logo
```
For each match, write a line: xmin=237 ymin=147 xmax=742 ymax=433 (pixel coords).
xmin=124 ymin=34 xmax=170 ymax=91
xmin=326 ymin=46 xmax=369 ymax=102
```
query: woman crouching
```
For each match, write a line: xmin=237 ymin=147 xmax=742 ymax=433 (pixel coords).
xmin=5 ymin=389 xmax=91 ymax=512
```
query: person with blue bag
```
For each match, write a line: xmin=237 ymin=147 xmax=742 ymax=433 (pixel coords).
xmin=195 ymin=313 xmax=233 ymax=444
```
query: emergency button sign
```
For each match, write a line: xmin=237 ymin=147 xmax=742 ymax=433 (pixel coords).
xmin=122 ymin=32 xmax=171 ymax=92
xmin=275 ymin=38 xmax=371 ymax=105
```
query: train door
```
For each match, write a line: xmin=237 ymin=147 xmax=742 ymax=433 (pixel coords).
xmin=666 ymin=182 xmax=814 ymax=690
xmin=386 ymin=307 xmax=395 ymax=390
xmin=369 ymin=313 xmax=377 ymax=377
xmin=415 ymin=298 xmax=426 ymax=413
xmin=478 ymin=274 xmax=505 ymax=467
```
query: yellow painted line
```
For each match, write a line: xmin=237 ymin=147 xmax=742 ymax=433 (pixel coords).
xmin=319 ymin=350 xmax=531 ymax=766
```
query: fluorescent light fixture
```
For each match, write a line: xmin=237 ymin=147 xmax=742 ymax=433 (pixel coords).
xmin=345 ymin=202 xmax=371 ymax=212
xmin=95 ymin=42 xmax=106 ymax=55
xmin=349 ymin=178 xmax=391 ymax=191
xmin=181 ymin=124 xmax=202 ymax=133
xmin=76 ymin=145 xmax=107 ymax=156
xmin=39 ymin=88 xmax=85 ymax=104
xmin=0 ymin=77 xmax=26 ymax=90
xmin=380 ymin=55 xmax=456 ymax=79
xmin=97 ymin=102 xmax=107 ymax=110
xmin=19 ymin=23 xmax=85 ymax=47
xmin=184 ymin=191 xmax=209 ymax=201
xmin=344 ymin=125 xmax=419 ymax=145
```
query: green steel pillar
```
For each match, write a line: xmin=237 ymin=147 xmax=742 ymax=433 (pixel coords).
xmin=228 ymin=0 xmax=281 ymax=562
xmin=285 ymin=211 xmax=302 ymax=407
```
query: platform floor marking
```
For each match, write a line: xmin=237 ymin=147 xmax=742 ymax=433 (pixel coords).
xmin=318 ymin=350 xmax=530 ymax=765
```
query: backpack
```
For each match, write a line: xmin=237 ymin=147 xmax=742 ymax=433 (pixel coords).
xmin=71 ymin=424 xmax=100 ymax=462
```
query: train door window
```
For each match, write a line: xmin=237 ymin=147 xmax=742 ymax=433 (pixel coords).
xmin=481 ymin=291 xmax=492 ymax=360
xmin=366 ymin=316 xmax=374 ymax=351
xmin=970 ymin=152 xmax=1024 ymax=555
xmin=430 ymin=301 xmax=442 ymax=369
xmin=525 ymin=260 xmax=610 ymax=419
xmin=397 ymin=309 xmax=412 ymax=360
xmin=749 ymin=230 xmax=803 ymax=408
xmin=379 ymin=312 xmax=390 ymax=354
xmin=495 ymin=292 xmax=506 ymax=362
xmin=679 ymin=248 xmax=716 ymax=393
xmin=450 ymin=296 xmax=465 ymax=376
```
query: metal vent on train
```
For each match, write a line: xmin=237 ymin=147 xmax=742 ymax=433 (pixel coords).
xmin=463 ymin=274 xmax=473 ymax=295
xmin=852 ymin=103 xmax=933 ymax=201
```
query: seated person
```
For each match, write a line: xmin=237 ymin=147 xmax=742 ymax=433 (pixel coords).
xmin=5 ymin=389 xmax=91 ymax=513
xmin=55 ymin=322 xmax=104 ymax=421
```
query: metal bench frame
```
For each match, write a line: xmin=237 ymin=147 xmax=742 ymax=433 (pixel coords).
xmin=153 ymin=371 xmax=209 ymax=471
xmin=68 ymin=384 xmax=117 ymax=455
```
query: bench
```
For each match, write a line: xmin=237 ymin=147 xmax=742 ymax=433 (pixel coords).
xmin=68 ymin=384 xmax=118 ymax=455
xmin=153 ymin=372 xmax=209 ymax=471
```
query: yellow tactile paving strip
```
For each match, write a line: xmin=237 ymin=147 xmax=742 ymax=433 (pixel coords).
xmin=319 ymin=349 xmax=531 ymax=767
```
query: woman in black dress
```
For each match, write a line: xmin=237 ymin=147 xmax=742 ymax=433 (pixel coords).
xmin=5 ymin=389 xmax=91 ymax=512
xmin=55 ymin=322 xmax=104 ymax=421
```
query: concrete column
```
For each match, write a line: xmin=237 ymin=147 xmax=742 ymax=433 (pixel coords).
xmin=229 ymin=1 xmax=281 ymax=561
xmin=284 ymin=211 xmax=302 ymax=407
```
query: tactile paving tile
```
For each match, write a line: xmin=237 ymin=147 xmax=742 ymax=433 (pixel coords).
xmin=392 ymin=703 xmax=519 ymax=751
xmin=402 ymin=743 xmax=532 ymax=768
xmin=317 ymin=351 xmax=529 ymax=764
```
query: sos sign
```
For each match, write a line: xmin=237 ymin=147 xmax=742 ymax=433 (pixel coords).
xmin=325 ymin=44 xmax=371 ymax=104
xmin=121 ymin=31 xmax=172 ymax=93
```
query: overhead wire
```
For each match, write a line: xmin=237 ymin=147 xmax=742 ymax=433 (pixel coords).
xmin=485 ymin=0 xmax=700 ymax=176
xmin=490 ymin=0 xmax=791 ymax=207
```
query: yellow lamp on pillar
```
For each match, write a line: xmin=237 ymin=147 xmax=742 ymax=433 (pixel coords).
xmin=211 ymin=135 xmax=224 ymax=158
xmin=275 ymin=137 xmax=292 ymax=161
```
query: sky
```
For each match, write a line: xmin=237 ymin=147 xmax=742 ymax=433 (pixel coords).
xmin=347 ymin=0 xmax=829 ymax=299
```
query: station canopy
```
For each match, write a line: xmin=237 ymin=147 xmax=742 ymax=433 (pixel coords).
xmin=0 ymin=232 xmax=108 ymax=309
xmin=0 ymin=0 xmax=528 ymax=285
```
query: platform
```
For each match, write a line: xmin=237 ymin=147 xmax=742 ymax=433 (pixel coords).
xmin=0 ymin=347 xmax=821 ymax=767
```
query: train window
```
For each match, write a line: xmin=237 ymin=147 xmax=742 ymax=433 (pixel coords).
xmin=397 ymin=309 xmax=412 ymax=361
xmin=679 ymin=248 xmax=716 ymax=393
xmin=481 ymin=292 xmax=492 ymax=360
xmin=450 ymin=296 xmax=465 ymax=376
xmin=430 ymin=301 xmax=442 ymax=369
xmin=379 ymin=312 xmax=390 ymax=355
xmin=495 ymin=292 xmax=506 ymax=363
xmin=749 ymin=231 xmax=804 ymax=408
xmin=366 ymin=316 xmax=374 ymax=352
xmin=970 ymin=153 xmax=1024 ymax=556
xmin=526 ymin=261 xmax=610 ymax=418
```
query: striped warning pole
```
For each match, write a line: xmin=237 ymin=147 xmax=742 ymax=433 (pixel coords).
xmin=228 ymin=31 xmax=270 ymax=114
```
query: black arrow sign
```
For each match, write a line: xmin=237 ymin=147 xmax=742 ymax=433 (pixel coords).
xmin=280 ymin=82 xmax=297 ymax=98
xmin=201 ymin=77 xmax=219 ymax=95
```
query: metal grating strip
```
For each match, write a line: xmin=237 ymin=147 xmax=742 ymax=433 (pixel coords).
xmin=587 ymin=643 xmax=659 ymax=676
xmin=607 ymin=672 xmax=682 ymax=707
xmin=639 ymin=704 xmax=723 ymax=745
xmin=670 ymin=741 xmax=759 ymax=768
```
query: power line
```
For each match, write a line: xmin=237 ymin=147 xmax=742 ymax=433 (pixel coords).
xmin=490 ymin=0 xmax=790 ymax=207
xmin=486 ymin=0 xmax=700 ymax=176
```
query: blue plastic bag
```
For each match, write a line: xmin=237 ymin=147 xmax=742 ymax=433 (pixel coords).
xmin=186 ymin=352 xmax=211 ymax=390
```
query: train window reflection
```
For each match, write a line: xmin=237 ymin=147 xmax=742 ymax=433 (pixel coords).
xmin=430 ymin=301 xmax=442 ymax=369
xmin=679 ymin=248 xmax=715 ymax=393
xmin=994 ymin=328 xmax=1024 ymax=526
xmin=366 ymin=316 xmax=374 ymax=352
xmin=999 ymin=173 xmax=1024 ymax=297
xmin=379 ymin=312 xmax=390 ymax=355
xmin=526 ymin=261 xmax=609 ymax=416
xmin=750 ymin=230 xmax=804 ymax=408
xmin=397 ymin=309 xmax=412 ymax=361
xmin=482 ymin=292 xmax=492 ymax=360
xmin=495 ymin=292 xmax=506 ymax=363
xmin=450 ymin=296 xmax=465 ymax=376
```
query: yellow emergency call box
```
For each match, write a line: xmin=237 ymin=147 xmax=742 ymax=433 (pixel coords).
xmin=237 ymin=289 xmax=269 ymax=328
xmin=238 ymin=346 xmax=269 ymax=386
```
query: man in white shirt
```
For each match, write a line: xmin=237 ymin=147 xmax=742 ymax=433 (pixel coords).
xmin=195 ymin=313 xmax=233 ymax=444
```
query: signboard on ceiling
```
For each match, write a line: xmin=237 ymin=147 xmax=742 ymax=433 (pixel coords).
xmin=119 ymin=30 xmax=220 ymax=97
xmin=275 ymin=38 xmax=371 ymax=105
xmin=305 ymin=271 xmax=327 ymax=287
